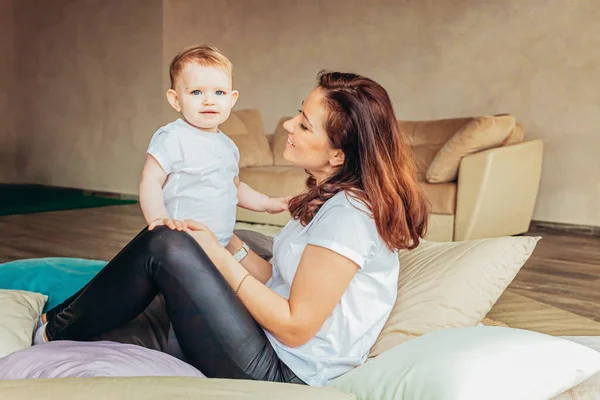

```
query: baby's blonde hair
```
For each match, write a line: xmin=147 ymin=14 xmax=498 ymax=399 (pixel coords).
xmin=169 ymin=44 xmax=233 ymax=89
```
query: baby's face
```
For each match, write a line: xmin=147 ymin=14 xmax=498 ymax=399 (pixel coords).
xmin=171 ymin=63 xmax=238 ymax=132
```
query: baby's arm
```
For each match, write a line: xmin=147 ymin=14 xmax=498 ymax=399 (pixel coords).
xmin=139 ymin=154 xmax=170 ymax=225
xmin=235 ymin=176 xmax=291 ymax=214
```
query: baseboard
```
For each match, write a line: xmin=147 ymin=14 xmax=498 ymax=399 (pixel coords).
xmin=82 ymin=189 xmax=138 ymax=201
xmin=529 ymin=220 xmax=600 ymax=237
xmin=2 ymin=183 xmax=139 ymax=201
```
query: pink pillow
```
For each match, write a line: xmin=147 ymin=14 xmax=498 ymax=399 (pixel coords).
xmin=0 ymin=341 xmax=205 ymax=379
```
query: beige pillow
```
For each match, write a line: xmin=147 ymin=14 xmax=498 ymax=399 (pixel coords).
xmin=368 ymin=236 xmax=540 ymax=358
xmin=219 ymin=109 xmax=273 ymax=168
xmin=502 ymin=121 xmax=525 ymax=146
xmin=270 ymin=117 xmax=294 ymax=166
xmin=425 ymin=115 xmax=516 ymax=183
xmin=0 ymin=289 xmax=47 ymax=357
xmin=400 ymin=117 xmax=472 ymax=180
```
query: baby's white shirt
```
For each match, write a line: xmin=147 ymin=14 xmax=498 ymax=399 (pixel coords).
xmin=147 ymin=118 xmax=240 ymax=247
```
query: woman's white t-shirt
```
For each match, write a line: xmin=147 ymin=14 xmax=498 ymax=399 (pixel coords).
xmin=264 ymin=191 xmax=399 ymax=386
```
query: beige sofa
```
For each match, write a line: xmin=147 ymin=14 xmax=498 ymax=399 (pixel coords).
xmin=221 ymin=109 xmax=544 ymax=242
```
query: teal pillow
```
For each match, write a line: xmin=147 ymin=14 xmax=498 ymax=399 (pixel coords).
xmin=0 ymin=258 xmax=105 ymax=312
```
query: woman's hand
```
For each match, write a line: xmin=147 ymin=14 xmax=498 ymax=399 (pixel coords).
xmin=148 ymin=218 xmax=187 ymax=231
xmin=183 ymin=220 xmax=228 ymax=265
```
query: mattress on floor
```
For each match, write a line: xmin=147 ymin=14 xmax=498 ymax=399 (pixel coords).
xmin=0 ymin=376 xmax=354 ymax=400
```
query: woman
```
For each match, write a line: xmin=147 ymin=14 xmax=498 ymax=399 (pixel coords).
xmin=38 ymin=71 xmax=429 ymax=387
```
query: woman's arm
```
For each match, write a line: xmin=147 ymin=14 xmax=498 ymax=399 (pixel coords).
xmin=225 ymin=234 xmax=273 ymax=284
xmin=209 ymin=237 xmax=358 ymax=348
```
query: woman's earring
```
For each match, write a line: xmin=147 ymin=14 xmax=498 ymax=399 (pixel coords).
xmin=330 ymin=160 xmax=335 ymax=166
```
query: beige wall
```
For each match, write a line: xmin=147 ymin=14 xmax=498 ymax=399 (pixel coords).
xmin=11 ymin=0 xmax=599 ymax=226
xmin=13 ymin=0 xmax=164 ymax=194
xmin=0 ymin=0 xmax=16 ymax=182
xmin=164 ymin=0 xmax=600 ymax=227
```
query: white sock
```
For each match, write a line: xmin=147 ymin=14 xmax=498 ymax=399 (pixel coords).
xmin=35 ymin=316 xmax=44 ymax=331
xmin=32 ymin=319 xmax=48 ymax=345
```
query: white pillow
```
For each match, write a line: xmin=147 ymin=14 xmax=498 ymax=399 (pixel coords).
xmin=329 ymin=326 xmax=600 ymax=400
xmin=560 ymin=336 xmax=600 ymax=353
xmin=0 ymin=289 xmax=47 ymax=358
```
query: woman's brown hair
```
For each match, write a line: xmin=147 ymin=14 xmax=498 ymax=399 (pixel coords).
xmin=288 ymin=71 xmax=429 ymax=251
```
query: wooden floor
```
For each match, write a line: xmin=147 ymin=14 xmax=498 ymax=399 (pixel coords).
xmin=1 ymin=204 xmax=600 ymax=335
xmin=509 ymin=227 xmax=600 ymax=323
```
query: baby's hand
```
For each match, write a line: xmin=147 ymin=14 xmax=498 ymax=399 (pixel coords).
xmin=148 ymin=218 xmax=188 ymax=231
xmin=265 ymin=196 xmax=293 ymax=214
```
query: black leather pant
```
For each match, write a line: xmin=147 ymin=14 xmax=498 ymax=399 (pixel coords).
xmin=45 ymin=226 xmax=305 ymax=384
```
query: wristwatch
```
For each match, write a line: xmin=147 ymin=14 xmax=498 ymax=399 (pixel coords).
xmin=233 ymin=241 xmax=250 ymax=262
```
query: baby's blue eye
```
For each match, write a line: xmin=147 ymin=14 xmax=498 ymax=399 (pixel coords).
xmin=216 ymin=90 xmax=225 ymax=95
xmin=191 ymin=90 xmax=201 ymax=95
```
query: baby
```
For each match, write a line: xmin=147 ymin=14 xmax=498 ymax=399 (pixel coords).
xmin=139 ymin=45 xmax=288 ymax=247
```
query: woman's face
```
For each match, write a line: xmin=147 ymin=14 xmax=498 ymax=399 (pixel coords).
xmin=282 ymin=88 xmax=344 ymax=183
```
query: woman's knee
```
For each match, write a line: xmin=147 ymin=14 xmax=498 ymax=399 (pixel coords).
xmin=143 ymin=226 xmax=213 ymax=272
xmin=144 ymin=226 xmax=194 ymax=254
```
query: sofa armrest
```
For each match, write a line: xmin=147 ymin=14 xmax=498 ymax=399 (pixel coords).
xmin=454 ymin=139 xmax=543 ymax=241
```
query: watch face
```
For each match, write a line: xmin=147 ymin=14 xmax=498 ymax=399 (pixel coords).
xmin=234 ymin=244 xmax=248 ymax=262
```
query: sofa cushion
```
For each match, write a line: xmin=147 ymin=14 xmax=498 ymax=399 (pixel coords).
xmin=425 ymin=115 xmax=516 ymax=183
xmin=238 ymin=166 xmax=307 ymax=197
xmin=410 ymin=145 xmax=439 ymax=180
xmin=368 ymin=235 xmax=540 ymax=358
xmin=220 ymin=109 xmax=274 ymax=168
xmin=419 ymin=181 xmax=456 ymax=215
xmin=398 ymin=118 xmax=472 ymax=148
xmin=330 ymin=326 xmax=600 ymax=400
xmin=270 ymin=117 xmax=295 ymax=166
